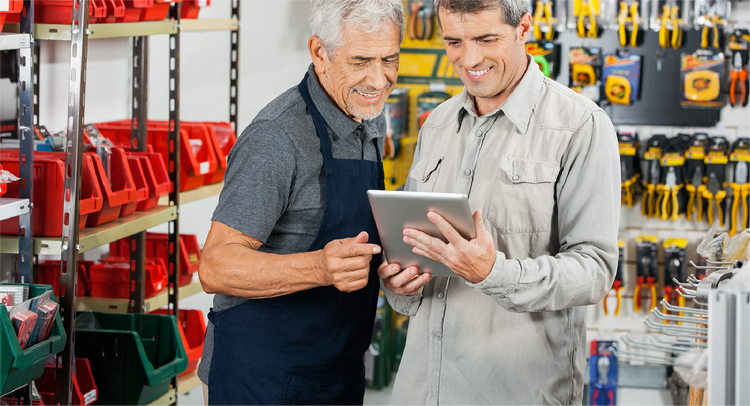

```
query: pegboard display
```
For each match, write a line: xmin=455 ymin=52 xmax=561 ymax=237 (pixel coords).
xmin=551 ymin=28 xmax=722 ymax=126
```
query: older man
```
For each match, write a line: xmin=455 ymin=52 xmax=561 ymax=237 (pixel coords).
xmin=379 ymin=0 xmax=620 ymax=404
xmin=197 ymin=0 xmax=403 ymax=404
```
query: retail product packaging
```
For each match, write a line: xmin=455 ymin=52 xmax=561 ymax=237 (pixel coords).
xmin=526 ymin=41 xmax=561 ymax=79
xmin=0 ymin=285 xmax=28 ymax=309
xmin=569 ymin=47 xmax=602 ymax=102
xmin=589 ymin=340 xmax=618 ymax=405
xmin=384 ymin=88 xmax=410 ymax=160
xmin=680 ymin=50 xmax=724 ymax=109
xmin=11 ymin=310 xmax=37 ymax=350
xmin=416 ymin=91 xmax=450 ymax=130
xmin=603 ymin=53 xmax=641 ymax=105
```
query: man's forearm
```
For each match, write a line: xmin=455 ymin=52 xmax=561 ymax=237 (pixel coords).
xmin=200 ymin=244 xmax=326 ymax=299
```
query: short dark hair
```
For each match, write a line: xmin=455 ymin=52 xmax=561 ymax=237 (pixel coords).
xmin=433 ymin=0 xmax=528 ymax=28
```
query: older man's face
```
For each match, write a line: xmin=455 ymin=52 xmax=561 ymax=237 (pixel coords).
xmin=318 ymin=23 xmax=401 ymax=122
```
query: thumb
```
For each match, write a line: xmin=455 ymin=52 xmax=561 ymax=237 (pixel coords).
xmin=473 ymin=210 xmax=488 ymax=234
xmin=352 ymin=231 xmax=370 ymax=244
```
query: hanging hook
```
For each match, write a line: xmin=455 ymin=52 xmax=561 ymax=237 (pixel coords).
xmin=651 ymin=308 xmax=708 ymax=324
xmin=661 ymin=299 xmax=708 ymax=316
xmin=672 ymin=277 xmax=698 ymax=288
xmin=689 ymin=260 xmax=727 ymax=270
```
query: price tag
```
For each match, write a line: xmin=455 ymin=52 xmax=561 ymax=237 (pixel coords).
xmin=200 ymin=162 xmax=210 ymax=174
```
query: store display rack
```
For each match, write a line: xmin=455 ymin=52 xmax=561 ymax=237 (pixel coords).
xmin=1 ymin=0 xmax=239 ymax=403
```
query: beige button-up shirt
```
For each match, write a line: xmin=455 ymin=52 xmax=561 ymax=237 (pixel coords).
xmin=385 ymin=58 xmax=620 ymax=405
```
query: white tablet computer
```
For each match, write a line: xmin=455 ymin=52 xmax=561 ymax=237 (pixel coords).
xmin=367 ymin=190 xmax=476 ymax=277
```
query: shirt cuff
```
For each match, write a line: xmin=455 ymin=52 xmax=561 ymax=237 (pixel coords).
xmin=466 ymin=250 xmax=521 ymax=297
xmin=386 ymin=288 xmax=423 ymax=317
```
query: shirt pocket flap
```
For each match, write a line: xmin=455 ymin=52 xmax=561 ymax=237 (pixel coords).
xmin=409 ymin=157 xmax=444 ymax=183
xmin=499 ymin=156 xmax=561 ymax=184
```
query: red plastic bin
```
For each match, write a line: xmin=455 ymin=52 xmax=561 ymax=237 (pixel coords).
xmin=95 ymin=120 xmax=218 ymax=192
xmin=141 ymin=0 xmax=181 ymax=21
xmin=84 ymin=148 xmax=137 ymax=227
xmin=110 ymin=232 xmax=200 ymax=286
xmin=37 ymin=260 xmax=90 ymax=297
xmin=117 ymin=0 xmax=152 ymax=22
xmin=120 ymin=155 xmax=150 ymax=217
xmin=128 ymin=152 xmax=172 ymax=211
xmin=36 ymin=358 xmax=99 ymax=406
xmin=180 ymin=0 xmax=208 ymax=19
xmin=0 ymin=0 xmax=23 ymax=33
xmin=0 ymin=163 xmax=7 ymax=197
xmin=200 ymin=122 xmax=236 ymax=185
xmin=88 ymin=256 xmax=168 ymax=299
xmin=0 ymin=151 xmax=103 ymax=237
xmin=8 ymin=0 xmax=108 ymax=24
xmin=102 ymin=0 xmax=125 ymax=22
xmin=153 ymin=309 xmax=205 ymax=376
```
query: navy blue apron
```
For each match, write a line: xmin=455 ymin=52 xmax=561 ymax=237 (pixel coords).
xmin=207 ymin=73 xmax=385 ymax=405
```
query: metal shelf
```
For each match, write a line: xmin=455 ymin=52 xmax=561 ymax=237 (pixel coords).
xmin=147 ymin=389 xmax=176 ymax=406
xmin=0 ymin=205 xmax=176 ymax=255
xmin=76 ymin=277 xmax=204 ymax=313
xmin=0 ymin=32 xmax=31 ymax=51
xmin=158 ymin=182 xmax=224 ymax=206
xmin=0 ymin=198 xmax=30 ymax=221
xmin=2 ymin=18 xmax=237 ymax=40
xmin=178 ymin=371 xmax=202 ymax=396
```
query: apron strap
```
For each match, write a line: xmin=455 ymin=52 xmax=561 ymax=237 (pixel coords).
xmin=298 ymin=73 xmax=334 ymax=160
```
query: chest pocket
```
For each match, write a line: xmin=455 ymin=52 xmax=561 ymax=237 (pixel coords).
xmin=408 ymin=157 xmax=444 ymax=192
xmin=487 ymin=156 xmax=560 ymax=234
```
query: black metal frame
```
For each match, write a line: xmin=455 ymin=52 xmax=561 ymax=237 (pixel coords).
xmin=57 ymin=0 xmax=90 ymax=404
xmin=129 ymin=35 xmax=148 ymax=314
xmin=230 ymin=0 xmax=240 ymax=134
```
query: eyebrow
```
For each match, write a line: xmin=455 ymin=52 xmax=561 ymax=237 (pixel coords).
xmin=443 ymin=34 xmax=498 ymax=41
xmin=352 ymin=52 xmax=399 ymax=61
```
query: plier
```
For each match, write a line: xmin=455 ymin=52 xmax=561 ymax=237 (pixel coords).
xmin=618 ymin=1 xmax=639 ymax=47
xmin=703 ymin=172 xmax=727 ymax=227
xmin=408 ymin=1 xmax=433 ymax=41
xmin=603 ymin=255 xmax=623 ymax=316
xmin=634 ymin=253 xmax=656 ymax=312
xmin=591 ymin=356 xmax=614 ymax=405
xmin=576 ymin=0 xmax=598 ymax=38
xmin=662 ymin=257 xmax=686 ymax=324
xmin=658 ymin=4 xmax=682 ymax=49
xmin=642 ymin=158 xmax=660 ymax=218
xmin=699 ymin=10 xmax=724 ymax=49
xmin=686 ymin=166 xmax=705 ymax=221
xmin=533 ymin=1 xmax=555 ymax=42
xmin=657 ymin=167 xmax=681 ymax=221
xmin=621 ymin=159 xmax=635 ymax=208
xmin=730 ymin=52 xmax=749 ymax=107
xmin=730 ymin=160 xmax=749 ymax=236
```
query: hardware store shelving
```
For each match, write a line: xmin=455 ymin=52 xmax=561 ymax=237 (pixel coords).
xmin=1 ymin=0 xmax=239 ymax=403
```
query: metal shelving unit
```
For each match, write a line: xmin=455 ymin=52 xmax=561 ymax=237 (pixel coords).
xmin=1 ymin=0 xmax=239 ymax=403
xmin=0 ymin=198 xmax=30 ymax=221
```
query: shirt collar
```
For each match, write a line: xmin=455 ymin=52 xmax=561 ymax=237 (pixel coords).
xmin=455 ymin=54 xmax=544 ymax=134
xmin=306 ymin=64 xmax=382 ymax=142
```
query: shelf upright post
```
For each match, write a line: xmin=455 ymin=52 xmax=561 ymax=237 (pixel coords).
xmin=17 ymin=0 xmax=35 ymax=283
xmin=57 ymin=0 xmax=90 ymax=404
xmin=167 ymin=3 xmax=181 ymax=399
xmin=128 ymin=35 xmax=148 ymax=314
xmin=229 ymin=0 xmax=239 ymax=134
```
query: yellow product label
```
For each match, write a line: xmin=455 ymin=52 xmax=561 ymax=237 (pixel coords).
xmin=661 ymin=155 xmax=685 ymax=166
xmin=644 ymin=150 xmax=661 ymax=160
xmin=619 ymin=145 xmax=637 ymax=156
xmin=618 ymin=240 xmax=625 ymax=248
xmin=636 ymin=235 xmax=659 ymax=244
xmin=730 ymin=152 xmax=750 ymax=162
xmin=686 ymin=150 xmax=706 ymax=160
xmin=663 ymin=238 xmax=688 ymax=249
xmin=705 ymin=154 xmax=728 ymax=164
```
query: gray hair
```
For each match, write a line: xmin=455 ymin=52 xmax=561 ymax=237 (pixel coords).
xmin=310 ymin=0 xmax=405 ymax=58
xmin=433 ymin=0 xmax=529 ymax=28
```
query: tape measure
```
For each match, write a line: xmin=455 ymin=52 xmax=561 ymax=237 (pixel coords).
xmin=684 ymin=70 xmax=720 ymax=101
xmin=605 ymin=75 xmax=632 ymax=105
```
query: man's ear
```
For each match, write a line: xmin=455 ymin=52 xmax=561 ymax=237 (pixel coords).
xmin=309 ymin=36 xmax=327 ymax=74
xmin=517 ymin=12 xmax=533 ymax=43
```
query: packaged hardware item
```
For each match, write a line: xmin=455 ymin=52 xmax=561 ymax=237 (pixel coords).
xmin=680 ymin=50 xmax=725 ymax=109
xmin=569 ymin=47 xmax=602 ymax=102
xmin=603 ymin=53 xmax=641 ymax=105
xmin=11 ymin=309 xmax=37 ymax=349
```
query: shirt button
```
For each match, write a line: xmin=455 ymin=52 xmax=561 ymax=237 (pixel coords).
xmin=475 ymin=130 xmax=483 ymax=137
xmin=438 ymin=292 xmax=444 ymax=299
xmin=434 ymin=333 xmax=441 ymax=341
xmin=512 ymin=175 xmax=520 ymax=181
xmin=464 ymin=169 xmax=472 ymax=176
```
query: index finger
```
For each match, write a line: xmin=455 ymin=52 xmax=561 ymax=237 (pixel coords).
xmin=427 ymin=211 xmax=464 ymax=245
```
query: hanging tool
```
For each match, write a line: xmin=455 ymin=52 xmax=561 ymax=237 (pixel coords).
xmin=662 ymin=239 xmax=687 ymax=324
xmin=591 ymin=356 xmax=614 ymax=405
xmin=533 ymin=1 xmax=555 ymax=42
xmin=634 ymin=236 xmax=658 ymax=312
xmin=658 ymin=3 xmax=681 ymax=49
xmin=730 ymin=158 xmax=749 ymax=237
xmin=703 ymin=172 xmax=726 ymax=227
xmin=408 ymin=0 xmax=433 ymax=41
xmin=619 ymin=131 xmax=639 ymax=208
xmin=699 ymin=7 xmax=724 ymax=49
xmin=618 ymin=1 xmax=639 ymax=47
xmin=576 ymin=0 xmax=598 ymax=38
xmin=686 ymin=166 xmax=705 ymax=221
xmin=657 ymin=167 xmax=682 ymax=221
xmin=604 ymin=240 xmax=625 ymax=316
xmin=642 ymin=158 xmax=660 ymax=217
xmin=730 ymin=52 xmax=748 ymax=107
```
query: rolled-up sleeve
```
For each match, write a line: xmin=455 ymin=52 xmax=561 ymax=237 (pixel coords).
xmin=469 ymin=110 xmax=621 ymax=312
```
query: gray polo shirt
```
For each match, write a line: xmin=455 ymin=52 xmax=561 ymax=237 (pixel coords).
xmin=198 ymin=64 xmax=386 ymax=385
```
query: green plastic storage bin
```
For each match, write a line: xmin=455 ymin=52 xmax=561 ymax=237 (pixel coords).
xmin=0 ymin=284 xmax=67 ymax=395
xmin=74 ymin=312 xmax=187 ymax=405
